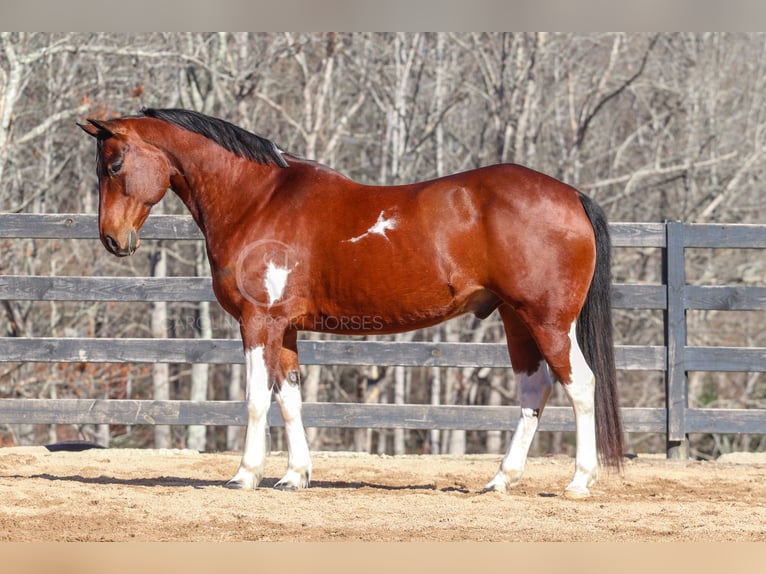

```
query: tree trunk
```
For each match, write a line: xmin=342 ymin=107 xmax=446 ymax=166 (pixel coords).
xmin=303 ymin=363 xmax=321 ymax=449
xmin=393 ymin=365 xmax=407 ymax=455
xmin=392 ymin=330 xmax=415 ymax=455
xmin=485 ymin=371 xmax=504 ymax=454
xmin=353 ymin=370 xmax=369 ymax=452
xmin=151 ymin=202 xmax=170 ymax=449
xmin=444 ymin=321 xmax=466 ymax=455
xmin=187 ymin=242 xmax=212 ymax=451
xmin=226 ymin=362 xmax=243 ymax=451
xmin=429 ymin=332 xmax=442 ymax=455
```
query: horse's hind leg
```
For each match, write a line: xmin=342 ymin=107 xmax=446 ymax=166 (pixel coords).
xmin=558 ymin=322 xmax=598 ymax=499
xmin=484 ymin=306 xmax=554 ymax=493
xmin=503 ymin=314 xmax=599 ymax=498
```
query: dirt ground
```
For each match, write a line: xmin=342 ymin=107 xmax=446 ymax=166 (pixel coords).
xmin=0 ymin=446 xmax=764 ymax=542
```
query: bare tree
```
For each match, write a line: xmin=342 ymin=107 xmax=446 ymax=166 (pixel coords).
xmin=3 ymin=33 xmax=766 ymax=457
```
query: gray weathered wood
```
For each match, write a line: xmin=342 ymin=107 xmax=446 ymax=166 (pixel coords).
xmin=612 ymin=284 xmax=666 ymax=309
xmin=614 ymin=345 xmax=666 ymax=370
xmin=684 ymin=285 xmax=766 ymax=311
xmin=0 ymin=399 xmax=670 ymax=433
xmin=3 ymin=214 xmax=766 ymax=445
xmin=0 ymin=398 xmax=245 ymax=426
xmin=0 ymin=337 xmax=663 ymax=370
xmin=682 ymin=223 xmax=766 ymax=249
xmin=297 ymin=340 xmax=515 ymax=368
xmin=685 ymin=346 xmax=766 ymax=372
xmin=1 ymin=214 xmax=665 ymax=245
xmin=0 ymin=337 xmax=244 ymax=364
xmin=664 ymin=221 xmax=688 ymax=450
xmin=686 ymin=408 xmax=766 ymax=434
xmin=0 ymin=213 xmax=204 ymax=240
xmin=609 ymin=222 xmax=667 ymax=247
xmin=0 ymin=214 xmax=99 ymax=239
xmin=5 ymin=401 xmax=761 ymax=435
xmin=0 ymin=276 xmax=217 ymax=302
xmin=2 ymin=277 xmax=663 ymax=310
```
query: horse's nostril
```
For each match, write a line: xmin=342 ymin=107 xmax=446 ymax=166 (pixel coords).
xmin=104 ymin=234 xmax=119 ymax=253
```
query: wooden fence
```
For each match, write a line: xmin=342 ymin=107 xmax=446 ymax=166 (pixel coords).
xmin=1 ymin=213 xmax=765 ymax=458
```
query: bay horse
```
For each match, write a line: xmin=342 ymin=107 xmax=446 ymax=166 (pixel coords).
xmin=80 ymin=108 xmax=623 ymax=498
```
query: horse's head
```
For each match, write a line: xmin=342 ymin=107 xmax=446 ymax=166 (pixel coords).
xmin=79 ymin=118 xmax=172 ymax=257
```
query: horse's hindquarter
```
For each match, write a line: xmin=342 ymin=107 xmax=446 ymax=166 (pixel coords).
xmin=479 ymin=164 xmax=597 ymax=317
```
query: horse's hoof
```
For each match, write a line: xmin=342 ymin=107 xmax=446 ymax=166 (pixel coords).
xmin=273 ymin=477 xmax=309 ymax=491
xmin=273 ymin=469 xmax=310 ymax=491
xmin=480 ymin=483 xmax=508 ymax=494
xmin=480 ymin=488 xmax=505 ymax=495
xmin=225 ymin=469 xmax=261 ymax=490
xmin=274 ymin=482 xmax=298 ymax=492
xmin=482 ymin=471 xmax=522 ymax=494
xmin=562 ymin=487 xmax=591 ymax=499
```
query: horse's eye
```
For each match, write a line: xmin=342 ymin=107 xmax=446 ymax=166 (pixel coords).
xmin=108 ymin=160 xmax=123 ymax=176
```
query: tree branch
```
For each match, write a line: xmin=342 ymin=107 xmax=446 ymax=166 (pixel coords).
xmin=575 ymin=34 xmax=659 ymax=149
xmin=14 ymin=103 xmax=91 ymax=146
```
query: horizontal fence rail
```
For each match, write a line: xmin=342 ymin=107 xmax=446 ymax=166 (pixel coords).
xmin=0 ymin=338 xmax=667 ymax=370
xmin=0 ymin=276 xmax=670 ymax=308
xmin=0 ymin=213 xmax=668 ymax=243
xmin=1 ymin=214 xmax=766 ymax=457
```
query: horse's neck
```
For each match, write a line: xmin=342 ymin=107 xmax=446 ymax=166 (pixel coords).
xmin=167 ymin=149 xmax=277 ymax=237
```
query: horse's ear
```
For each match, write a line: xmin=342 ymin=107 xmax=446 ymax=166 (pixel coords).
xmin=78 ymin=119 xmax=115 ymax=139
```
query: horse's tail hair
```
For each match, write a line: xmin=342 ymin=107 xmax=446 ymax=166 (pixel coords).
xmin=576 ymin=193 xmax=624 ymax=470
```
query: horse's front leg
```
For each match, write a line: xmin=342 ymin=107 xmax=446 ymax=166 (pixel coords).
xmin=226 ymin=343 xmax=273 ymax=490
xmin=273 ymin=332 xmax=311 ymax=490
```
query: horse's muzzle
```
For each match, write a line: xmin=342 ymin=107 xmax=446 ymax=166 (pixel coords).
xmin=103 ymin=229 xmax=138 ymax=257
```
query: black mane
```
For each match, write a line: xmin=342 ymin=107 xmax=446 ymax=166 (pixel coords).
xmin=142 ymin=108 xmax=289 ymax=168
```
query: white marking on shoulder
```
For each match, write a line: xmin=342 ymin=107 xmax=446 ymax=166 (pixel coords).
xmin=264 ymin=260 xmax=291 ymax=306
xmin=346 ymin=210 xmax=397 ymax=243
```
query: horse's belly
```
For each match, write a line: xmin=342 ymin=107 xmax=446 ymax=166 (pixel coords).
xmin=299 ymin=285 xmax=500 ymax=336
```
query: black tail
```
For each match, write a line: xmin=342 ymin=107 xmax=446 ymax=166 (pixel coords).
xmin=576 ymin=193 xmax=624 ymax=470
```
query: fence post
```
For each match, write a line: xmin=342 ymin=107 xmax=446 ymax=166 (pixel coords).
xmin=664 ymin=221 xmax=689 ymax=458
